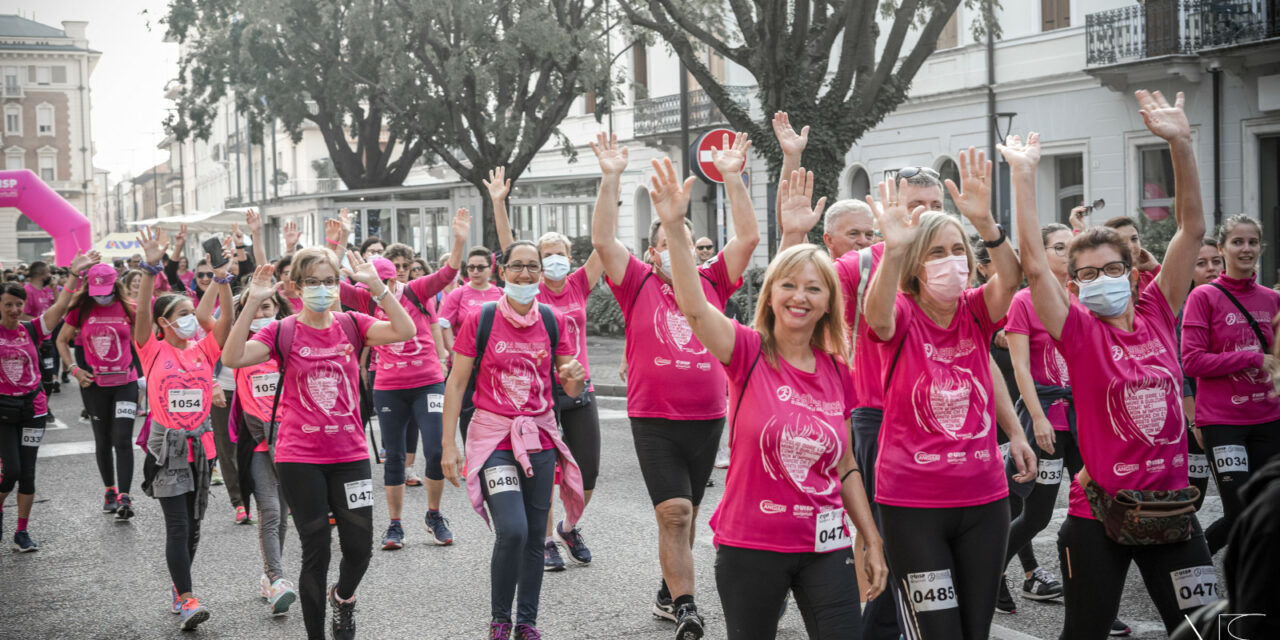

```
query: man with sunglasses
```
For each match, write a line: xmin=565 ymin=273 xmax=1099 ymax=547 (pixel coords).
xmin=694 ymin=237 xmax=715 ymax=265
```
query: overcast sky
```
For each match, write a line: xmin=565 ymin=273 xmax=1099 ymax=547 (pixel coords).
xmin=1 ymin=0 xmax=178 ymax=180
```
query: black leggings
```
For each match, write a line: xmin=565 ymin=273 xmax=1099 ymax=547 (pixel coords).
xmin=160 ymin=489 xmax=203 ymax=595
xmin=83 ymin=381 xmax=138 ymax=493
xmin=559 ymin=400 xmax=601 ymax=492
xmin=277 ymin=459 xmax=373 ymax=640
xmin=1187 ymin=427 xmax=1210 ymax=512
xmin=880 ymin=500 xmax=1009 ymax=640
xmin=483 ymin=448 xmax=556 ymax=625
xmin=715 ymin=545 xmax=862 ymax=640
xmin=0 ymin=418 xmax=42 ymax=494
xmin=1005 ymin=429 xmax=1083 ymax=573
xmin=1200 ymin=421 xmax=1280 ymax=554
xmin=1057 ymin=515 xmax=1217 ymax=638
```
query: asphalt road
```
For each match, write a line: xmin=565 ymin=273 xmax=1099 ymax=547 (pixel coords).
xmin=1 ymin=360 xmax=1226 ymax=639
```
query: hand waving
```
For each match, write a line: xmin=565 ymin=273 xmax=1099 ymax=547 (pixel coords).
xmin=483 ymin=167 xmax=510 ymax=202
xmin=590 ymin=132 xmax=629 ymax=176
xmin=342 ymin=250 xmax=380 ymax=287
xmin=778 ymin=168 xmax=827 ymax=238
xmin=282 ymin=219 xmax=300 ymax=251
xmin=245 ymin=208 xmax=262 ymax=235
xmin=944 ymin=147 xmax=994 ymax=228
xmin=772 ymin=111 xmax=809 ymax=158
xmin=1136 ymin=90 xmax=1190 ymax=143
xmin=997 ymin=133 xmax=1041 ymax=174
xmin=866 ymin=178 xmax=924 ymax=252
xmin=710 ymin=132 xmax=749 ymax=182
xmin=649 ymin=158 xmax=695 ymax=226
xmin=245 ymin=264 xmax=280 ymax=303
xmin=137 ymin=226 xmax=170 ymax=265
xmin=451 ymin=208 xmax=471 ymax=243
xmin=68 ymin=251 xmax=99 ymax=274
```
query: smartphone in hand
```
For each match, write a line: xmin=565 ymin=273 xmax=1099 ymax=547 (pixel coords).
xmin=203 ymin=237 xmax=230 ymax=269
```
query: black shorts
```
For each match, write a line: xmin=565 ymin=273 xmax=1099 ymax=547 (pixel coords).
xmin=630 ymin=416 xmax=724 ymax=506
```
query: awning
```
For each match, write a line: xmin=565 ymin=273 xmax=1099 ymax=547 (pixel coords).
xmin=93 ymin=232 xmax=145 ymax=260
xmin=128 ymin=207 xmax=252 ymax=231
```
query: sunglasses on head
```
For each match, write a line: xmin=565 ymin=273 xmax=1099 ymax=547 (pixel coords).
xmin=897 ymin=166 xmax=940 ymax=179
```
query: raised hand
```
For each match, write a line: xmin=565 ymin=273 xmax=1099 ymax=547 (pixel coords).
xmin=558 ymin=358 xmax=586 ymax=388
xmin=137 ymin=226 xmax=170 ymax=265
xmin=483 ymin=167 xmax=510 ymax=202
xmin=1068 ymin=205 xmax=1089 ymax=232
xmin=68 ymin=251 xmax=99 ymax=274
xmin=590 ymin=131 xmax=629 ymax=176
xmin=175 ymin=223 xmax=188 ymax=245
xmin=338 ymin=207 xmax=353 ymax=242
xmin=231 ymin=223 xmax=244 ymax=245
xmin=282 ymin=219 xmax=300 ymax=251
xmin=778 ymin=168 xmax=828 ymax=237
xmin=245 ymin=264 xmax=280 ymax=303
xmin=1136 ymin=90 xmax=1190 ymax=143
xmin=997 ymin=133 xmax=1041 ymax=173
xmin=944 ymin=146 xmax=994 ymax=228
xmin=451 ymin=208 xmax=471 ymax=243
xmin=867 ymin=178 xmax=924 ymax=252
xmin=342 ymin=250 xmax=380 ymax=287
xmin=245 ymin=208 xmax=262 ymax=234
xmin=1135 ymin=248 xmax=1160 ymax=273
xmin=649 ymin=157 xmax=695 ymax=226
xmin=324 ymin=218 xmax=344 ymax=247
xmin=710 ymin=132 xmax=750 ymax=181
xmin=772 ymin=111 xmax=809 ymax=158
xmin=211 ymin=236 xmax=235 ymax=280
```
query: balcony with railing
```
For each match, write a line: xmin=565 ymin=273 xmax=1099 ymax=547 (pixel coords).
xmin=1087 ymin=0 xmax=1280 ymax=66
xmin=633 ymin=86 xmax=753 ymax=137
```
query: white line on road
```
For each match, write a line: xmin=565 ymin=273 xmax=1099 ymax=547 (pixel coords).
xmin=37 ymin=440 xmax=98 ymax=458
xmin=990 ymin=623 xmax=1045 ymax=640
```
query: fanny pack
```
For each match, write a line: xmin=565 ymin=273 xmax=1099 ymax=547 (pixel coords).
xmin=1083 ymin=476 xmax=1199 ymax=546
xmin=0 ymin=391 xmax=37 ymax=423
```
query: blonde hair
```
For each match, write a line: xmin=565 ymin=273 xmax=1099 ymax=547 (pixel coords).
xmin=899 ymin=212 xmax=975 ymax=297
xmin=291 ymin=247 xmax=341 ymax=287
xmin=536 ymin=231 xmax=572 ymax=257
xmin=752 ymin=244 xmax=848 ymax=367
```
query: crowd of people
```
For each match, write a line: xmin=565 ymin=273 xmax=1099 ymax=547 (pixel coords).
xmin=2 ymin=88 xmax=1278 ymax=640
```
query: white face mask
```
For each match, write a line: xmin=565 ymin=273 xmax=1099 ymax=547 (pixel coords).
xmin=249 ymin=317 xmax=274 ymax=333
xmin=505 ymin=282 xmax=539 ymax=305
xmin=657 ymin=250 xmax=672 ymax=278
xmin=167 ymin=314 xmax=200 ymax=340
xmin=542 ymin=255 xmax=571 ymax=281
xmin=92 ymin=295 xmax=114 ymax=306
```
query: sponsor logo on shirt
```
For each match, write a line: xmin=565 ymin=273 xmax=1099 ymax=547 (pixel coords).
xmin=1113 ymin=462 xmax=1140 ymax=476
xmin=792 ymin=504 xmax=815 ymax=518
xmin=1173 ymin=454 xmax=1185 ymax=468
xmin=302 ymin=425 xmax=321 ymax=433
xmin=777 ymin=386 xmax=794 ymax=401
xmin=1231 ymin=395 xmax=1249 ymax=405
xmin=1111 ymin=345 xmax=1125 ymax=361
xmin=1118 ymin=339 xmax=1168 ymax=361
xmin=974 ymin=448 xmax=991 ymax=462
xmin=921 ymin=339 xmax=977 ymax=364
xmin=696 ymin=362 xmax=711 ymax=371
xmin=653 ymin=357 xmax=671 ymax=367
xmin=914 ymin=451 xmax=941 ymax=464
xmin=325 ymin=425 xmax=339 ymax=435
xmin=759 ymin=499 xmax=786 ymax=514
xmin=1146 ymin=458 xmax=1166 ymax=473
xmin=947 ymin=452 xmax=967 ymax=464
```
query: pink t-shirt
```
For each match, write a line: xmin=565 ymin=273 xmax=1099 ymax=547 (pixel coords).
xmin=870 ymin=286 xmax=1008 ymax=508
xmin=834 ymin=243 xmax=887 ymax=410
xmin=1057 ymin=282 xmax=1189 ymax=519
xmin=235 ymin=359 xmax=281 ymax=423
xmin=178 ymin=271 xmax=195 ymax=291
xmin=1005 ymin=288 xmax=1071 ymax=431
xmin=1180 ymin=274 xmax=1280 ymax=426
xmin=341 ymin=265 xmax=457 ymax=390
xmin=710 ymin=324 xmax=855 ymax=553
xmin=136 ymin=332 xmax=222 ymax=432
xmin=66 ymin=301 xmax=138 ymax=387
xmin=439 ymin=283 xmax=504 ymax=330
xmin=0 ymin=319 xmax=49 ymax=416
xmin=22 ymin=284 xmax=55 ymax=319
xmin=608 ymin=254 xmax=741 ymax=420
xmin=251 ymin=313 xmax=378 ymax=464
xmin=539 ymin=268 xmax=593 ymax=386
xmin=453 ymin=305 xmax=574 ymax=420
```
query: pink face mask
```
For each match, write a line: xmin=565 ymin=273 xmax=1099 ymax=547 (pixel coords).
xmin=922 ymin=254 xmax=969 ymax=304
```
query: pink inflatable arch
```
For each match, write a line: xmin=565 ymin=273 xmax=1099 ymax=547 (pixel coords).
xmin=0 ymin=169 xmax=92 ymax=266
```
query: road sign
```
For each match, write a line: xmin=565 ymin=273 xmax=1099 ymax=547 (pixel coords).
xmin=690 ymin=128 xmax=745 ymax=184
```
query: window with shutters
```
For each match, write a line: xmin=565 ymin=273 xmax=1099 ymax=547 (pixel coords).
xmin=3 ymin=67 xmax=19 ymax=96
xmin=34 ymin=66 xmax=51 ymax=85
xmin=633 ymin=43 xmax=648 ymax=100
xmin=51 ymin=66 xmax=66 ymax=84
xmin=36 ymin=104 xmax=54 ymax=136
xmin=4 ymin=104 xmax=20 ymax=135
xmin=1042 ymin=0 xmax=1070 ymax=31
xmin=38 ymin=153 xmax=55 ymax=182
xmin=5 ymin=148 xmax=23 ymax=170
xmin=937 ymin=11 xmax=960 ymax=49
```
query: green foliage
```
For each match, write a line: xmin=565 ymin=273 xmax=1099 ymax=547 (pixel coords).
xmin=586 ymin=282 xmax=625 ymax=337
xmin=727 ymin=265 xmax=768 ymax=324
xmin=571 ymin=235 xmax=594 ymax=268
xmin=1137 ymin=210 xmax=1178 ymax=263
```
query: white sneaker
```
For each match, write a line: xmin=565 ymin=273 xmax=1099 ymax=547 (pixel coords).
xmin=267 ymin=578 xmax=297 ymax=615
xmin=714 ymin=446 xmax=730 ymax=469
xmin=259 ymin=574 xmax=272 ymax=600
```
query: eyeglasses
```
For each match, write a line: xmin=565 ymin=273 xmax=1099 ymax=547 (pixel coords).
xmin=302 ymin=278 xmax=340 ymax=287
xmin=504 ymin=263 xmax=542 ymax=274
xmin=897 ymin=166 xmax=940 ymax=180
xmin=196 ymin=272 xmax=215 ymax=278
xmin=366 ymin=251 xmax=383 ymax=257
xmin=393 ymin=262 xmax=411 ymax=271
xmin=466 ymin=264 xmax=489 ymax=272
xmin=1072 ymin=261 xmax=1130 ymax=283
xmin=696 ymin=244 xmax=714 ymax=251
xmin=1046 ymin=243 xmax=1067 ymax=256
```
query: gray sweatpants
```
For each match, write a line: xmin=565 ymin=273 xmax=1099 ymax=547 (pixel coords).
xmin=251 ymin=451 xmax=289 ymax=582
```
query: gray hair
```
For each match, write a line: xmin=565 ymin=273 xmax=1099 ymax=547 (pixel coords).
xmin=822 ymin=199 xmax=874 ymax=235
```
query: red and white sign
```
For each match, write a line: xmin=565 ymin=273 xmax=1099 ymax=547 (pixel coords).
xmin=690 ymin=128 xmax=745 ymax=184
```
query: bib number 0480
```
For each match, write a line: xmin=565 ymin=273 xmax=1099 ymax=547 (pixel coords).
xmin=484 ymin=465 xmax=521 ymax=495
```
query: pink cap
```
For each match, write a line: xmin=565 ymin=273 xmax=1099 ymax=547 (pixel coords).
xmin=86 ymin=264 xmax=118 ymax=296
xmin=371 ymin=257 xmax=397 ymax=282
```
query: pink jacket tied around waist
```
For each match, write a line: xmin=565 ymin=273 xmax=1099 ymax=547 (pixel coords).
xmin=465 ymin=408 xmax=584 ymax=529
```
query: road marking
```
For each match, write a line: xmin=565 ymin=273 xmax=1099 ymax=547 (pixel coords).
xmin=990 ymin=623 xmax=1045 ymax=640
xmin=598 ymin=408 xmax=628 ymax=421
xmin=37 ymin=440 xmax=99 ymax=458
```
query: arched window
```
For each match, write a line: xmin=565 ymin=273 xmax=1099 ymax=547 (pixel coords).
xmin=937 ymin=157 xmax=961 ymax=216
xmin=849 ymin=166 xmax=870 ymax=201
xmin=16 ymin=214 xmax=40 ymax=232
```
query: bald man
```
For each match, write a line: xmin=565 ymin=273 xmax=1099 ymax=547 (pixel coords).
xmin=694 ymin=236 xmax=716 ymax=265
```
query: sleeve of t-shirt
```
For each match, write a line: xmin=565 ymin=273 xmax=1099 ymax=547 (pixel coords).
xmin=350 ymin=312 xmax=378 ymax=343
xmin=413 ymin=264 xmax=460 ymax=299
xmin=452 ymin=311 xmax=481 ymax=358
xmin=197 ymin=330 xmax=223 ymax=365
xmin=870 ymin=292 xmax=913 ymax=344
xmin=1057 ymin=301 xmax=1093 ymax=351
xmin=554 ymin=310 xmax=575 ymax=357
xmin=568 ymin=267 xmax=592 ymax=299
xmin=724 ymin=321 xmax=761 ymax=385
xmin=339 ymin=280 xmax=372 ymax=315
xmin=606 ymin=254 xmax=649 ymax=318
xmin=64 ymin=307 xmax=81 ymax=328
xmin=967 ymin=285 xmax=1002 ymax=335
xmin=1135 ymin=279 xmax=1177 ymax=343
xmin=438 ymin=287 xmax=463 ymax=329
xmin=698 ymin=252 xmax=744 ymax=309
xmin=250 ymin=320 xmax=281 ymax=366
xmin=136 ymin=333 xmax=160 ymax=373
xmin=1004 ymin=292 xmax=1032 ymax=336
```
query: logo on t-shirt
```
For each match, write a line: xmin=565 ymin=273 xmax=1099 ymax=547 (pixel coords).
xmin=1 ymin=348 xmax=36 ymax=387
xmin=777 ymin=386 xmax=794 ymax=401
xmin=760 ymin=415 xmax=840 ymax=496
xmin=1105 ymin=367 xmax=1182 ymax=445
xmin=87 ymin=327 xmax=124 ymax=361
xmin=1113 ymin=462 xmax=1140 ymax=476
xmin=914 ymin=451 xmax=941 ymax=464
xmin=1042 ymin=346 xmax=1070 ymax=386
xmin=911 ymin=367 xmax=992 ymax=440
xmin=301 ymin=360 xmax=355 ymax=417
xmin=759 ymin=499 xmax=786 ymax=514
xmin=652 ymin=298 xmax=706 ymax=356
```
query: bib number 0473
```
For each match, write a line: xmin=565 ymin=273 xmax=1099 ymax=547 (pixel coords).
xmin=814 ymin=508 xmax=850 ymax=553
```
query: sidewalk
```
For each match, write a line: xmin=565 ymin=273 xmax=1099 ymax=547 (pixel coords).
xmin=585 ymin=335 xmax=627 ymax=396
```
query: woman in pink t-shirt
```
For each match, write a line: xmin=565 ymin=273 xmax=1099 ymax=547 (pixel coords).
xmin=862 ymin=147 xmax=1033 ymax=640
xmin=0 ymin=253 xmax=91 ymax=553
xmin=223 ymin=247 xmax=415 ymax=640
xmin=438 ymin=245 xmax=505 ymax=351
xmin=655 ymin=155 xmax=887 ymax=638
xmin=486 ymin=160 xmax=608 ymax=568
xmin=1181 ymin=215 xmax=1280 ymax=556
xmin=440 ymin=240 xmax=586 ymax=640
xmin=132 ymin=227 xmax=234 ymax=631
xmin=1005 ymin=91 xmax=1217 ymax=639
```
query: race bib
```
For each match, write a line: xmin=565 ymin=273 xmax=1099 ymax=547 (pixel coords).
xmin=999 ymin=442 xmax=1011 ymax=460
xmin=114 ymin=401 xmax=137 ymax=419
xmin=1170 ymin=566 xmax=1220 ymax=610
xmin=484 ymin=465 xmax=521 ymax=495
xmin=251 ymin=373 xmax=279 ymax=399
xmin=344 ymin=479 xmax=374 ymax=510
xmin=1211 ymin=444 xmax=1248 ymax=474
xmin=427 ymin=393 xmax=444 ymax=413
xmin=42 ymin=357 xmax=54 ymax=369
xmin=1036 ymin=458 xmax=1064 ymax=485
xmin=20 ymin=427 xmax=44 ymax=447
xmin=168 ymin=389 xmax=203 ymax=413
xmin=1188 ymin=453 xmax=1210 ymax=479
xmin=814 ymin=508 xmax=851 ymax=553
xmin=906 ymin=569 xmax=958 ymax=612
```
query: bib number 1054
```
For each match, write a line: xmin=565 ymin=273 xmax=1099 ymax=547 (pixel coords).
xmin=168 ymin=389 xmax=203 ymax=413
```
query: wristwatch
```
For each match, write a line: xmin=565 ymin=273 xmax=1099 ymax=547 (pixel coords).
xmin=982 ymin=225 xmax=1007 ymax=249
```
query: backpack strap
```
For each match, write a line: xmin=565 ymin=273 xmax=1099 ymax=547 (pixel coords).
xmin=333 ymin=311 xmax=367 ymax=354
xmin=21 ymin=320 xmax=37 ymax=346
xmin=849 ymin=247 xmax=874 ymax=361
xmin=628 ymin=271 xmax=654 ymax=315
xmin=404 ymin=286 xmax=430 ymax=317
xmin=1209 ymin=282 xmax=1270 ymax=351
xmin=266 ymin=316 xmax=298 ymax=445
xmin=728 ymin=345 xmax=764 ymax=450
xmin=882 ymin=333 xmax=908 ymax=394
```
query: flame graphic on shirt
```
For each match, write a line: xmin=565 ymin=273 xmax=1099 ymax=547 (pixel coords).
xmin=490 ymin=358 xmax=543 ymax=411
xmin=653 ymin=304 xmax=706 ymax=355
xmin=1105 ymin=366 xmax=1181 ymax=445
xmin=759 ymin=414 xmax=840 ymax=496
xmin=386 ymin=335 xmax=423 ymax=357
xmin=301 ymin=360 xmax=354 ymax=417
xmin=911 ymin=367 xmax=991 ymax=440
xmin=1 ymin=350 xmax=35 ymax=387
xmin=1042 ymin=346 xmax=1070 ymax=386
xmin=88 ymin=328 xmax=123 ymax=362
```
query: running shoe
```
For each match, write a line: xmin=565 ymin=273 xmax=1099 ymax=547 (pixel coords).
xmin=114 ymin=494 xmax=134 ymax=521
xmin=490 ymin=621 xmax=513 ymax=640
xmin=11 ymin=530 xmax=38 ymax=552
xmin=1110 ymin=619 xmax=1132 ymax=636
xmin=329 ymin=513 xmax=336 ymax=526
xmin=45 ymin=411 xmax=55 ymax=424
xmin=328 ymin=585 xmax=357 ymax=640
xmin=235 ymin=506 xmax=251 ymax=525
xmin=268 ymin=579 xmax=297 ymax=615
xmin=543 ymin=540 xmax=565 ymax=571
xmin=674 ymin=602 xmax=705 ymax=640
xmin=259 ymin=574 xmax=272 ymax=600
xmin=554 ymin=520 xmax=592 ymax=564
xmin=1022 ymin=567 xmax=1063 ymax=600
xmin=210 ymin=467 xmax=224 ymax=486
xmin=653 ymin=589 xmax=677 ymax=622
xmin=381 ymin=522 xmax=405 ymax=550
xmin=425 ymin=510 xmax=453 ymax=545
xmin=171 ymin=584 xmax=183 ymax=614
xmin=178 ymin=597 xmax=210 ymax=630
xmin=714 ymin=446 xmax=729 ymax=469
xmin=103 ymin=488 xmax=118 ymax=513
xmin=405 ymin=470 xmax=423 ymax=486
xmin=514 ymin=623 xmax=542 ymax=639
xmin=995 ymin=575 xmax=1017 ymax=614
xmin=705 ymin=478 xmax=715 ymax=488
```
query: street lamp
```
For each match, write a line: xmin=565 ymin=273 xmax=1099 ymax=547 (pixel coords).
xmin=994 ymin=112 xmax=1017 ymax=142
xmin=992 ymin=111 xmax=1016 ymax=230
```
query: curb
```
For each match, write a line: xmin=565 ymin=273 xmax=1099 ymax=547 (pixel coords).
xmin=592 ymin=383 xmax=627 ymax=397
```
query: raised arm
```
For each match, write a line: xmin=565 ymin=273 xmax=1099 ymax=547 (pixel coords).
xmin=714 ymin=132 xmax=761 ymax=283
xmin=282 ymin=219 xmax=301 ymax=256
xmin=246 ymin=209 xmax=268 ymax=269
xmin=589 ymin=132 xmax=631 ymax=284
xmin=1141 ymin=90 xmax=1206 ymax=312
xmin=863 ymin=179 xmax=922 ymax=341
xmin=484 ymin=167 xmax=516 ymax=250
xmin=201 ymin=238 xmax=236 ymax=347
xmin=42 ymin=252 xmax=92 ymax=330
xmin=343 ymin=250 xmax=415 ymax=346
xmin=771 ymin=111 xmax=809 ymax=243
xmin=777 ymin=168 xmax=828 ymax=252
xmin=133 ymin=226 xmax=171 ymax=347
xmin=947 ymin=146 xmax=1019 ymax=323
xmin=652 ymin=157 xmax=734 ymax=365
xmin=194 ymin=237 xmax=233 ymax=332
xmin=220 ymin=264 xmax=277 ymax=368
xmin=1002 ymin=133 xmax=1068 ymax=339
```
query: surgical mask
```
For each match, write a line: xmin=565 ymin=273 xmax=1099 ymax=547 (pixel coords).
xmin=543 ymin=255 xmax=571 ymax=281
xmin=249 ymin=317 xmax=274 ymax=333
xmin=922 ymin=255 xmax=969 ymax=304
xmin=658 ymin=250 xmax=673 ymax=278
xmin=168 ymin=314 xmax=200 ymax=340
xmin=92 ymin=295 xmax=114 ymax=305
xmin=1077 ymin=273 xmax=1132 ymax=318
xmin=505 ymin=282 xmax=539 ymax=305
xmin=301 ymin=285 xmax=339 ymax=312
